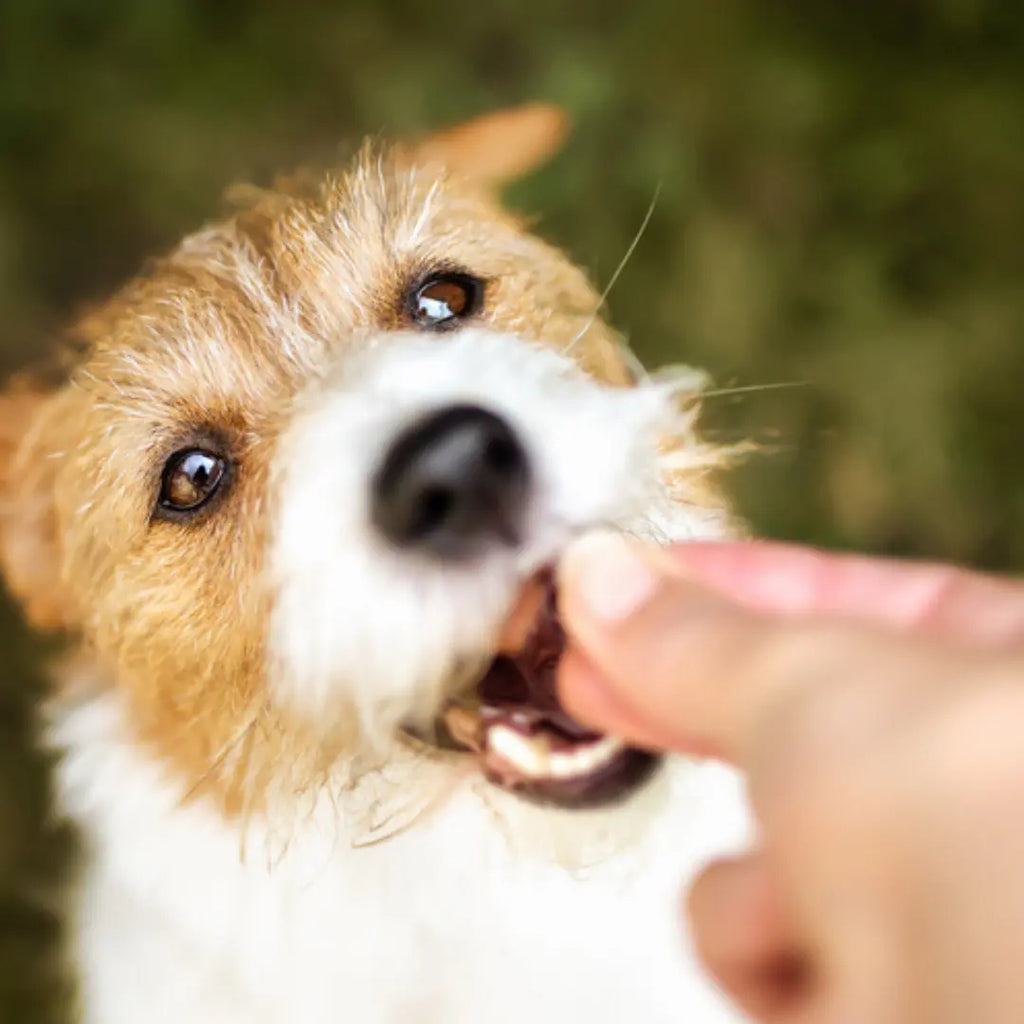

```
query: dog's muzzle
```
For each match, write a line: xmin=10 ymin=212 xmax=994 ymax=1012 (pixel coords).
xmin=372 ymin=398 xmax=661 ymax=808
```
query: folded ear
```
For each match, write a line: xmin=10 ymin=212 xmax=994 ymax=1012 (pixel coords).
xmin=0 ymin=379 xmax=70 ymax=631
xmin=412 ymin=103 xmax=570 ymax=187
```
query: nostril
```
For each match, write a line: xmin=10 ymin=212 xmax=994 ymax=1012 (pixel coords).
xmin=417 ymin=485 xmax=455 ymax=537
xmin=484 ymin=436 xmax=520 ymax=474
xmin=371 ymin=404 xmax=531 ymax=560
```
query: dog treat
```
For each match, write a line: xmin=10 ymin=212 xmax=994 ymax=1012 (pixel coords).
xmin=495 ymin=574 xmax=547 ymax=654
xmin=444 ymin=573 xmax=658 ymax=806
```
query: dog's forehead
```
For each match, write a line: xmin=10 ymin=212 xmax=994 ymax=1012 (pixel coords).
xmin=72 ymin=148 xmax=606 ymax=427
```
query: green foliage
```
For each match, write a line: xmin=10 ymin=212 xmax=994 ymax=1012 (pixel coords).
xmin=2 ymin=0 xmax=1023 ymax=563
xmin=0 ymin=2 xmax=1022 ymax=1018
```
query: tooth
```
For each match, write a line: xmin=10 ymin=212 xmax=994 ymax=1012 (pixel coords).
xmin=487 ymin=727 xmax=626 ymax=782
xmin=487 ymin=725 xmax=552 ymax=778
xmin=443 ymin=705 xmax=483 ymax=752
xmin=546 ymin=736 xmax=624 ymax=779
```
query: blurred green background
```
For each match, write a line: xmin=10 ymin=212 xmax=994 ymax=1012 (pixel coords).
xmin=1 ymin=0 xmax=1023 ymax=1019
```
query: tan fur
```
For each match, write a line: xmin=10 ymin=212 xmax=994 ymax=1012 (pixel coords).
xmin=0 ymin=106 xmax=729 ymax=819
xmin=409 ymin=103 xmax=570 ymax=187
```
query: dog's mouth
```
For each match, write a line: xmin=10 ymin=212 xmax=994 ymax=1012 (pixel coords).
xmin=437 ymin=572 xmax=659 ymax=808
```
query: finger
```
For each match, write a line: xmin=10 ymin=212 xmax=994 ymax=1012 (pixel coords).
xmin=667 ymin=541 xmax=1024 ymax=646
xmin=558 ymin=648 xmax=724 ymax=756
xmin=556 ymin=531 xmax=966 ymax=764
xmin=688 ymin=854 xmax=807 ymax=1021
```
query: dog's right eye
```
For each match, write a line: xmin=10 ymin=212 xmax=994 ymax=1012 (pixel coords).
xmin=157 ymin=449 xmax=227 ymax=516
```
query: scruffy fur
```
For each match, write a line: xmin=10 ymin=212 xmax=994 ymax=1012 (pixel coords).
xmin=0 ymin=106 xmax=751 ymax=1023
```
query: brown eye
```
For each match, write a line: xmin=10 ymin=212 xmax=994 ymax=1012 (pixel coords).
xmin=408 ymin=273 xmax=483 ymax=330
xmin=158 ymin=449 xmax=226 ymax=514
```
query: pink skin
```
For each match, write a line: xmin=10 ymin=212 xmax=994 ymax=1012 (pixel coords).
xmin=557 ymin=539 xmax=1024 ymax=1022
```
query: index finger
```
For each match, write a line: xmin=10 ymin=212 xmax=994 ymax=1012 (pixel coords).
xmin=668 ymin=541 xmax=1024 ymax=646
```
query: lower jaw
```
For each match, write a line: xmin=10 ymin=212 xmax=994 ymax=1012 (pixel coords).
xmin=481 ymin=745 xmax=661 ymax=809
xmin=438 ymin=701 xmax=662 ymax=809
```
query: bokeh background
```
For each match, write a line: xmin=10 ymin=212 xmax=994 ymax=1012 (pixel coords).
xmin=1 ymin=0 xmax=1023 ymax=1019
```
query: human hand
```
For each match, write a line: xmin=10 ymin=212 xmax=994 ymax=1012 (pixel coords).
xmin=556 ymin=534 xmax=1024 ymax=1023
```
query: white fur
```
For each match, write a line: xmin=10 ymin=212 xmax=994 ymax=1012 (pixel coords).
xmin=53 ymin=692 xmax=750 ymax=1024
xmin=53 ymin=326 xmax=753 ymax=1022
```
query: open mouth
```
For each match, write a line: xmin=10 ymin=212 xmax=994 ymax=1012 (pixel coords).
xmin=439 ymin=572 xmax=659 ymax=808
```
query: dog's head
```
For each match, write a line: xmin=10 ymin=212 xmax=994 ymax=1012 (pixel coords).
xmin=0 ymin=106 xmax=734 ymax=824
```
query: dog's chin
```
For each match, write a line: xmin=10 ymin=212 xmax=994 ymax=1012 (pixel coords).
xmin=408 ymin=570 xmax=661 ymax=810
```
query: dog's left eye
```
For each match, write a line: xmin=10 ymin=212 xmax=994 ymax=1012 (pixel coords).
xmin=408 ymin=273 xmax=483 ymax=330
xmin=158 ymin=449 xmax=227 ymax=515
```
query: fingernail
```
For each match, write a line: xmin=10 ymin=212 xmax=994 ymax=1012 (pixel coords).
xmin=560 ymin=531 xmax=659 ymax=623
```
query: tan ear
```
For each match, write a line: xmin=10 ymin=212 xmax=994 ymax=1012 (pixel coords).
xmin=412 ymin=103 xmax=570 ymax=186
xmin=0 ymin=378 xmax=69 ymax=631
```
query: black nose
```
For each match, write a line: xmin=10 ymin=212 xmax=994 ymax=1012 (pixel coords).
xmin=371 ymin=405 xmax=531 ymax=559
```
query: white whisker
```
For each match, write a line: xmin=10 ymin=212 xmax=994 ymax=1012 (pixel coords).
xmin=700 ymin=380 xmax=807 ymax=400
xmin=566 ymin=184 xmax=662 ymax=354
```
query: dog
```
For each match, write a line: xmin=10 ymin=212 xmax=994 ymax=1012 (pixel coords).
xmin=0 ymin=104 xmax=752 ymax=1023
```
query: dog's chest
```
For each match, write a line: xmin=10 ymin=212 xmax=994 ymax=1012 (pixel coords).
xmin=55 ymin=694 xmax=749 ymax=1024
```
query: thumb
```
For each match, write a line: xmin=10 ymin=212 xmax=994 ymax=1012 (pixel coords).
xmin=554 ymin=531 xmax=965 ymax=764
xmin=555 ymin=530 xmax=763 ymax=757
